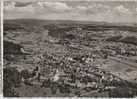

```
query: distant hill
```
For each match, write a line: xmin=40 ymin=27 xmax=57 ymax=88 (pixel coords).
xmin=4 ymin=19 xmax=137 ymax=32
xmin=4 ymin=19 xmax=137 ymax=26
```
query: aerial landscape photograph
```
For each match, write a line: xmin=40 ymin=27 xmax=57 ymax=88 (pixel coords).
xmin=3 ymin=0 xmax=137 ymax=97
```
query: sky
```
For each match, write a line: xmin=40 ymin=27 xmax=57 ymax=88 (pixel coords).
xmin=3 ymin=0 xmax=137 ymax=23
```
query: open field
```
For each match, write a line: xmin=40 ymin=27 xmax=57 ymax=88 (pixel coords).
xmin=3 ymin=19 xmax=137 ymax=97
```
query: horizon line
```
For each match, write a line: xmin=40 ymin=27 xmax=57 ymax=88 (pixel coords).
xmin=4 ymin=18 xmax=137 ymax=24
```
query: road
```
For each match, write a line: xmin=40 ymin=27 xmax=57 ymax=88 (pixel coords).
xmin=109 ymin=56 xmax=137 ymax=69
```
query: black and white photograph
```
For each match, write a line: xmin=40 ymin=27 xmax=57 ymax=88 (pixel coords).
xmin=3 ymin=0 xmax=137 ymax=97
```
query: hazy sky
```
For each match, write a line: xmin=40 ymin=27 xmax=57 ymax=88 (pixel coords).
xmin=4 ymin=0 xmax=137 ymax=23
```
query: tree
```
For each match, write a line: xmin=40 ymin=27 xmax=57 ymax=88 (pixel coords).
xmin=3 ymin=67 xmax=21 ymax=97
